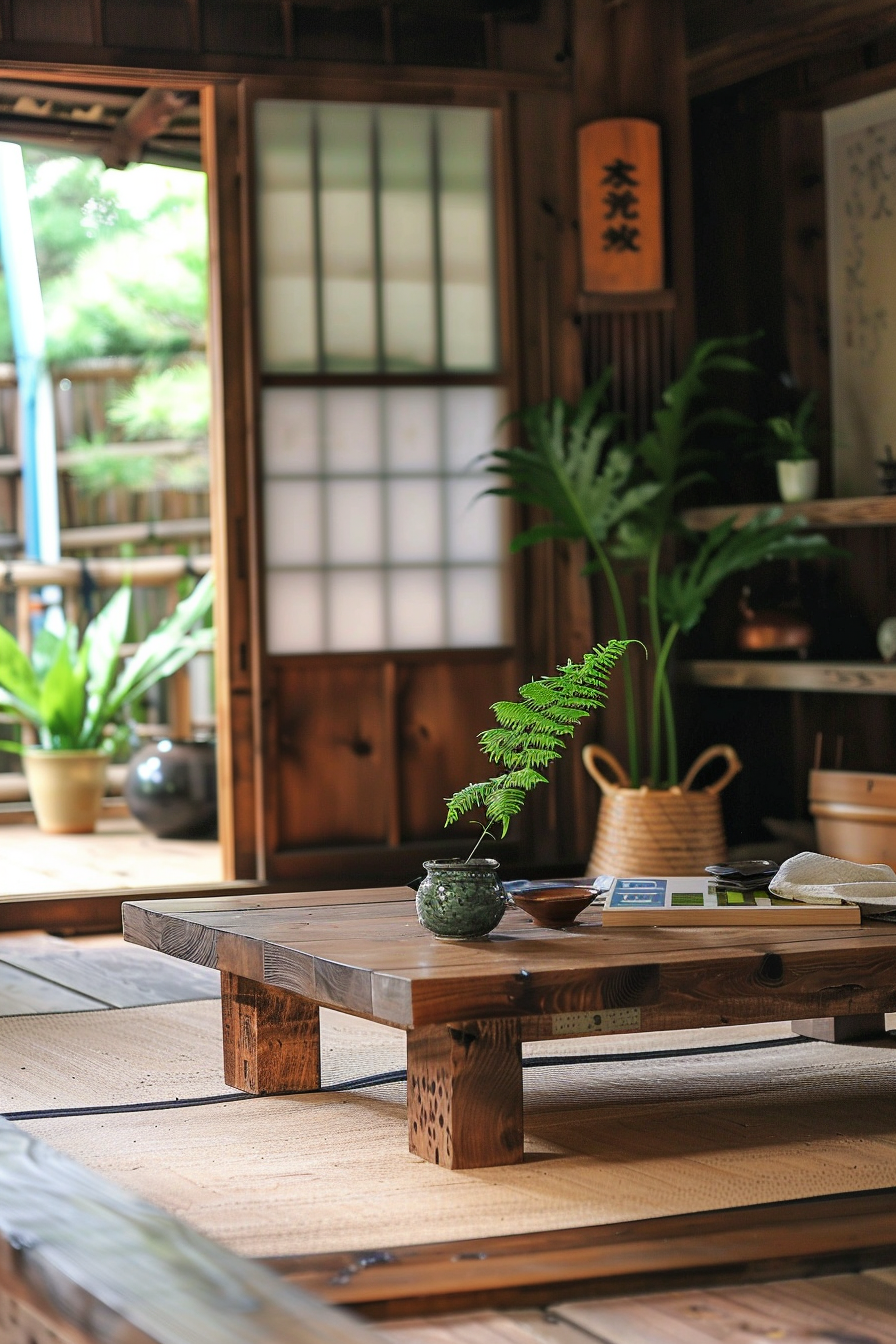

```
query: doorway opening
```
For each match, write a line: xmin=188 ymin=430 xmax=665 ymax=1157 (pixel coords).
xmin=0 ymin=78 xmax=224 ymax=899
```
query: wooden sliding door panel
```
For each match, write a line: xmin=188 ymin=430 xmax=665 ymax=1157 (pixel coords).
xmin=397 ymin=652 xmax=515 ymax=841
xmin=245 ymin=77 xmax=523 ymax=881
xmin=269 ymin=659 xmax=390 ymax=849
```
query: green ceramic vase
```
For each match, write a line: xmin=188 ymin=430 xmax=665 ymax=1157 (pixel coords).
xmin=416 ymin=857 xmax=507 ymax=940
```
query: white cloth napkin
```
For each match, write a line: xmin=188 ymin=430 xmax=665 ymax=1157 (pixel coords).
xmin=769 ymin=851 xmax=896 ymax=907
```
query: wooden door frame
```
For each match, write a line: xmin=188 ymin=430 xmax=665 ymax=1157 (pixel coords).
xmin=0 ymin=62 xmax=261 ymax=890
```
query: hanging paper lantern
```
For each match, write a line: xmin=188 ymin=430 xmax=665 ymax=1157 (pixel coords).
xmin=578 ymin=118 xmax=664 ymax=293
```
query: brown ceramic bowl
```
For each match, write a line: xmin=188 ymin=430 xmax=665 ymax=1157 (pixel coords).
xmin=510 ymin=888 xmax=597 ymax=929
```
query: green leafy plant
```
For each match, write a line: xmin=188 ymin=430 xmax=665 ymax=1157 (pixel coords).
xmin=483 ymin=339 xmax=839 ymax=789
xmin=486 ymin=367 xmax=660 ymax=785
xmin=107 ymin=362 xmax=209 ymax=442
xmin=445 ymin=639 xmax=631 ymax=838
xmin=0 ymin=572 xmax=214 ymax=752
xmin=764 ymin=391 xmax=817 ymax=462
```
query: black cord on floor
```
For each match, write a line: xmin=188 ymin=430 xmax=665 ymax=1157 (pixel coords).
xmin=3 ymin=1034 xmax=808 ymax=1122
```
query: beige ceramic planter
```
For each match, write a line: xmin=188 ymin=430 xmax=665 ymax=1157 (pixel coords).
xmin=23 ymin=748 xmax=107 ymax=834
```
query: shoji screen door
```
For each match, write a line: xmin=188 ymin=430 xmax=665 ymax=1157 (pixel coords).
xmin=245 ymin=86 xmax=517 ymax=883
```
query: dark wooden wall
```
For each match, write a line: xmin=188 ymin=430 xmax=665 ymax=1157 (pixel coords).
xmin=0 ymin=0 xmax=569 ymax=76
xmin=685 ymin=12 xmax=896 ymax=848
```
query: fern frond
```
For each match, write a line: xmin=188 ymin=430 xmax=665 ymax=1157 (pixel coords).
xmin=445 ymin=639 xmax=630 ymax=836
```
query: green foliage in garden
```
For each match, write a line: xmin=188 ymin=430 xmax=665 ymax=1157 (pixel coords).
xmin=0 ymin=574 xmax=214 ymax=751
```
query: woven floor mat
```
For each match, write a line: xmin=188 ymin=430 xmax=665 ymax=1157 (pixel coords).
xmin=15 ymin=1011 xmax=896 ymax=1257
xmin=0 ymin=997 xmax=789 ymax=1112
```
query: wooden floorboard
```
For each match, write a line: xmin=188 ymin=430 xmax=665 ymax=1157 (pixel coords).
xmin=0 ymin=1118 xmax=375 ymax=1344
xmin=0 ymin=960 xmax=107 ymax=1016
xmin=271 ymin=1187 xmax=896 ymax=1319
xmin=0 ymin=940 xmax=220 ymax=1008
xmin=0 ymin=818 xmax=221 ymax=896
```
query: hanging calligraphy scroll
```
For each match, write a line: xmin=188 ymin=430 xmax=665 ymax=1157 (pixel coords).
xmin=578 ymin=118 xmax=663 ymax=293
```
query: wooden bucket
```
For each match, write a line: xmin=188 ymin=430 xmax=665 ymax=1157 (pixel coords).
xmin=810 ymin=768 xmax=896 ymax=866
xmin=582 ymin=743 xmax=742 ymax=877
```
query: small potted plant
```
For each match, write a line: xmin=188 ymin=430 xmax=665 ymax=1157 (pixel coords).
xmin=766 ymin=391 xmax=820 ymax=504
xmin=417 ymin=639 xmax=629 ymax=940
xmin=0 ymin=573 xmax=214 ymax=833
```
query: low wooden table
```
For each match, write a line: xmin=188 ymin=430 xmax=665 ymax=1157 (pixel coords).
xmin=123 ymin=887 xmax=896 ymax=1169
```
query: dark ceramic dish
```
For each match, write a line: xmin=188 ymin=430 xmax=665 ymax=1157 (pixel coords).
xmin=511 ymin=887 xmax=597 ymax=928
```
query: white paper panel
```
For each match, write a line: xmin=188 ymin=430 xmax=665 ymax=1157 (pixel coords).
xmin=444 ymin=386 xmax=503 ymax=471
xmin=379 ymin=107 xmax=436 ymax=369
xmin=319 ymin=106 xmax=377 ymax=370
xmin=324 ymin=388 xmax=380 ymax=472
xmin=256 ymin=99 xmax=498 ymax=376
xmin=259 ymin=190 xmax=314 ymax=274
xmin=447 ymin=477 xmax=500 ymax=562
xmin=329 ymin=570 xmax=385 ymax=650
xmin=382 ymin=269 xmax=437 ymax=370
xmin=262 ymin=389 xmax=320 ymax=475
xmin=328 ymin=480 xmax=382 ymax=563
xmin=256 ymin=102 xmax=313 ymax=190
xmin=260 ymin=276 xmax=317 ymax=372
xmin=256 ymin=104 xmax=317 ymax=371
xmin=389 ymin=569 xmax=444 ymax=648
xmin=264 ymin=481 xmax=322 ymax=566
xmin=438 ymin=108 xmax=495 ymax=371
xmin=448 ymin=566 xmax=503 ymax=647
xmin=384 ymin=388 xmax=440 ymax=472
xmin=266 ymin=571 xmax=325 ymax=654
xmin=387 ymin=479 xmax=442 ymax=561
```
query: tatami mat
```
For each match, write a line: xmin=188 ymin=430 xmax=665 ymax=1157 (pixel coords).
xmin=0 ymin=996 xmax=787 ymax=1111
xmin=12 ymin=1002 xmax=896 ymax=1258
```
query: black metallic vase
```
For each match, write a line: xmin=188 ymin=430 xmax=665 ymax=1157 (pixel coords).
xmin=124 ymin=739 xmax=217 ymax=839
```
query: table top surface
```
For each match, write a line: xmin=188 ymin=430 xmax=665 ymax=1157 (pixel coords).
xmin=122 ymin=886 xmax=896 ymax=1030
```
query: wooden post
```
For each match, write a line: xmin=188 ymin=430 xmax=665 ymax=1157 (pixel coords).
xmin=220 ymin=972 xmax=321 ymax=1095
xmin=406 ymin=1019 xmax=523 ymax=1169
xmin=165 ymin=576 xmax=193 ymax=739
xmin=793 ymin=1014 xmax=888 ymax=1043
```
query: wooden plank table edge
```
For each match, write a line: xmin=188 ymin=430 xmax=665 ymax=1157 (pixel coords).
xmin=0 ymin=1118 xmax=379 ymax=1344
xmin=266 ymin=1186 xmax=896 ymax=1319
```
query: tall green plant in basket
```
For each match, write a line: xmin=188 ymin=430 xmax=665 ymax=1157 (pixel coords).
xmin=485 ymin=340 xmax=837 ymax=789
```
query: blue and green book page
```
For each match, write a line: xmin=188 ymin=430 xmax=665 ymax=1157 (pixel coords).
xmin=600 ymin=877 xmax=858 ymax=925
xmin=603 ymin=877 xmax=791 ymax=910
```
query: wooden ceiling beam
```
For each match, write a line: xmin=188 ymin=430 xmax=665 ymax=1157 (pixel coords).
xmin=687 ymin=0 xmax=896 ymax=97
xmin=102 ymin=86 xmax=190 ymax=168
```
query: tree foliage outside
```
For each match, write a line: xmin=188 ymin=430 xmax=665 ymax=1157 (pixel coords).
xmin=0 ymin=148 xmax=208 ymax=365
xmin=0 ymin=147 xmax=211 ymax=498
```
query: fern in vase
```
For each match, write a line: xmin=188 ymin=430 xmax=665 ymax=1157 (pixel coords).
xmin=445 ymin=639 xmax=630 ymax=837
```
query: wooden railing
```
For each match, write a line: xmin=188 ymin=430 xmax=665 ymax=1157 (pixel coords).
xmin=0 ymin=356 xmax=210 ymax=555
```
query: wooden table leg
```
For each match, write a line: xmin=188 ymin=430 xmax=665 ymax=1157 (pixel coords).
xmin=792 ymin=1014 xmax=888 ymax=1043
xmin=221 ymin=972 xmax=321 ymax=1094
xmin=406 ymin=1019 xmax=523 ymax=1169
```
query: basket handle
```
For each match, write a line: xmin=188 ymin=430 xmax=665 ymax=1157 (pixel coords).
xmin=680 ymin=744 xmax=743 ymax=795
xmin=582 ymin=744 xmax=630 ymax=797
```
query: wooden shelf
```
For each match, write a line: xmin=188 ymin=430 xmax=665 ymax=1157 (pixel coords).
xmin=681 ymin=497 xmax=896 ymax=531
xmin=677 ymin=660 xmax=896 ymax=695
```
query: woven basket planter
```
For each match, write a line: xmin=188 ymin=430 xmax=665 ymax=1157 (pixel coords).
xmin=583 ymin=743 xmax=742 ymax=878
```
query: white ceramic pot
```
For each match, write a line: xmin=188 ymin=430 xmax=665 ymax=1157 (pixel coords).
xmin=776 ymin=458 xmax=819 ymax=504
xmin=23 ymin=748 xmax=107 ymax=834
